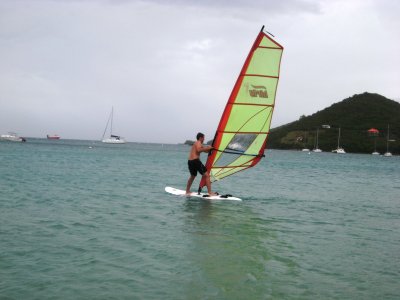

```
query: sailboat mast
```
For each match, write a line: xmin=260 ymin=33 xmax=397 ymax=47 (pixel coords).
xmin=102 ymin=109 xmax=112 ymax=140
xmin=337 ymin=127 xmax=341 ymax=148
xmin=111 ymin=106 xmax=114 ymax=136
xmin=316 ymin=128 xmax=319 ymax=148
xmin=386 ymin=124 xmax=390 ymax=152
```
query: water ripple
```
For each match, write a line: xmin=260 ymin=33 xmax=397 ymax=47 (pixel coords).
xmin=1 ymin=142 xmax=399 ymax=299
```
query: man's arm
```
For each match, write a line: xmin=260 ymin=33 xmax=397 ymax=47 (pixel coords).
xmin=195 ymin=142 xmax=213 ymax=153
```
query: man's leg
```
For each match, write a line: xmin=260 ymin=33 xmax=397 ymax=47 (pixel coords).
xmin=186 ymin=175 xmax=196 ymax=194
xmin=203 ymin=172 xmax=217 ymax=196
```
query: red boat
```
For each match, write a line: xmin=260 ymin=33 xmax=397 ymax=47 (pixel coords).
xmin=47 ymin=134 xmax=60 ymax=140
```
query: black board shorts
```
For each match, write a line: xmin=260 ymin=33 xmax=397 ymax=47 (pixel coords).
xmin=188 ymin=159 xmax=207 ymax=176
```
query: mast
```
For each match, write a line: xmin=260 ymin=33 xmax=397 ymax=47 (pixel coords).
xmin=386 ymin=124 xmax=390 ymax=152
xmin=102 ymin=108 xmax=112 ymax=140
xmin=337 ymin=127 xmax=341 ymax=148
xmin=111 ymin=106 xmax=114 ymax=136
xmin=101 ymin=107 xmax=114 ymax=140
xmin=315 ymin=128 xmax=319 ymax=149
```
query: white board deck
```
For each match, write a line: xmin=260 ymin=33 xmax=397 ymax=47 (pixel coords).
xmin=165 ymin=186 xmax=242 ymax=201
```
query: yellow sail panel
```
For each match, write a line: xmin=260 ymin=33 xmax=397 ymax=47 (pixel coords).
xmin=199 ymin=27 xmax=283 ymax=191
xmin=246 ymin=48 xmax=282 ymax=77
xmin=235 ymin=76 xmax=279 ymax=105
xmin=211 ymin=166 xmax=250 ymax=182
xmin=224 ymin=106 xmax=273 ymax=133
xmin=259 ymin=35 xmax=282 ymax=48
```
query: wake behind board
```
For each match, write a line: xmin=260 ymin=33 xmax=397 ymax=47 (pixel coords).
xmin=165 ymin=187 xmax=242 ymax=201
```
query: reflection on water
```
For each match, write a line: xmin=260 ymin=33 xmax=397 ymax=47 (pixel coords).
xmin=181 ymin=200 xmax=297 ymax=299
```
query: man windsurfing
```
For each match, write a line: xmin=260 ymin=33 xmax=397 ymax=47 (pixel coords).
xmin=186 ymin=132 xmax=217 ymax=196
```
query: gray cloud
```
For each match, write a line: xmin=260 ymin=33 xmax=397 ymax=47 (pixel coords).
xmin=142 ymin=0 xmax=321 ymax=12
xmin=0 ymin=0 xmax=399 ymax=143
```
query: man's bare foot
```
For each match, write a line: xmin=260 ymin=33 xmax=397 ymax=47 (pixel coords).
xmin=209 ymin=192 xmax=218 ymax=196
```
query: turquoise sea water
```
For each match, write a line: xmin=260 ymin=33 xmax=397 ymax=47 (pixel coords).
xmin=1 ymin=139 xmax=399 ymax=299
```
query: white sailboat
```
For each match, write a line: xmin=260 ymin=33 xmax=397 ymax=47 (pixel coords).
xmin=372 ymin=137 xmax=380 ymax=155
xmin=0 ymin=132 xmax=26 ymax=142
xmin=334 ymin=147 xmax=346 ymax=154
xmin=368 ymin=128 xmax=380 ymax=155
xmin=383 ymin=124 xmax=392 ymax=157
xmin=313 ymin=128 xmax=322 ymax=152
xmin=101 ymin=107 xmax=126 ymax=144
xmin=301 ymin=131 xmax=310 ymax=152
xmin=332 ymin=127 xmax=346 ymax=153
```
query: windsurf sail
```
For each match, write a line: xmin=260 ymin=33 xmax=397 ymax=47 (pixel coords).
xmin=199 ymin=26 xmax=283 ymax=193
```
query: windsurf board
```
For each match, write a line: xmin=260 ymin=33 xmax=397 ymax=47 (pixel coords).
xmin=165 ymin=186 xmax=242 ymax=201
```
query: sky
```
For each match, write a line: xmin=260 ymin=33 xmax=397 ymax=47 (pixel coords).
xmin=0 ymin=0 xmax=399 ymax=143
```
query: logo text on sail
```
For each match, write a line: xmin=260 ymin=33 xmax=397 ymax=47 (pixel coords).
xmin=248 ymin=85 xmax=268 ymax=98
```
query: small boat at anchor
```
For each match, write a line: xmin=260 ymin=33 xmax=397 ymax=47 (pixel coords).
xmin=332 ymin=127 xmax=346 ymax=154
xmin=384 ymin=124 xmax=393 ymax=157
xmin=313 ymin=128 xmax=322 ymax=152
xmin=101 ymin=107 xmax=126 ymax=144
xmin=47 ymin=134 xmax=60 ymax=140
xmin=0 ymin=132 xmax=26 ymax=142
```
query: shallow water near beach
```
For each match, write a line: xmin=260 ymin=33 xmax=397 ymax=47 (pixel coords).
xmin=1 ymin=139 xmax=399 ymax=299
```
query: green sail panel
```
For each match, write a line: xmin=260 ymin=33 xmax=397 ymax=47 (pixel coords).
xmin=199 ymin=28 xmax=283 ymax=190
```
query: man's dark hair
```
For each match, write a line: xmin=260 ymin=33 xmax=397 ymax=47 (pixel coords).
xmin=196 ymin=132 xmax=204 ymax=140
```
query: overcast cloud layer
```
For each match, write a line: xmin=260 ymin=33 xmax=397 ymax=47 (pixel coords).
xmin=1 ymin=0 xmax=399 ymax=143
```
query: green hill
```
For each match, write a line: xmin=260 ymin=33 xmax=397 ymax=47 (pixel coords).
xmin=268 ymin=92 xmax=400 ymax=154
